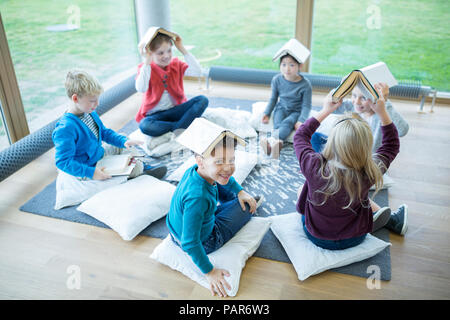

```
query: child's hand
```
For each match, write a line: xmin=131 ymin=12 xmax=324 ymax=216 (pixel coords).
xmin=294 ymin=122 xmax=302 ymax=130
xmin=371 ymin=85 xmax=392 ymax=126
xmin=238 ymin=190 xmax=257 ymax=214
xmin=261 ymin=114 xmax=270 ymax=124
xmin=205 ymin=268 xmax=231 ymax=298
xmin=173 ymin=33 xmax=187 ymax=55
xmin=375 ymin=82 xmax=389 ymax=100
xmin=144 ymin=52 xmax=153 ymax=65
xmin=370 ymin=84 xmax=387 ymax=114
xmin=323 ymin=91 xmax=343 ymax=113
xmin=314 ymin=91 xmax=343 ymax=123
xmin=138 ymin=43 xmax=153 ymax=65
xmin=93 ymin=167 xmax=111 ymax=180
xmin=124 ymin=139 xmax=143 ymax=149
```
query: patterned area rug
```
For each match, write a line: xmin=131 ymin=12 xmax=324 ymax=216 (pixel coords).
xmin=20 ymin=96 xmax=391 ymax=280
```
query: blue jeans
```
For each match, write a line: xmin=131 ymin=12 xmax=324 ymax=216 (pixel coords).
xmin=202 ymin=184 xmax=252 ymax=254
xmin=171 ymin=184 xmax=252 ymax=254
xmin=301 ymin=215 xmax=367 ymax=250
xmin=139 ymin=95 xmax=208 ymax=137
xmin=310 ymin=132 xmax=328 ymax=153
xmin=272 ymin=107 xmax=300 ymax=141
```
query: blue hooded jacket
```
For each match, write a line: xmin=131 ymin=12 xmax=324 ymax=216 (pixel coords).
xmin=52 ymin=111 xmax=127 ymax=179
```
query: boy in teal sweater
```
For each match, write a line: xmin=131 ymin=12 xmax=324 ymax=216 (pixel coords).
xmin=166 ymin=136 xmax=261 ymax=298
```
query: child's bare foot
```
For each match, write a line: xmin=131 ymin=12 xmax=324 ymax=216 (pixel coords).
xmin=271 ymin=139 xmax=283 ymax=159
xmin=260 ymin=137 xmax=272 ymax=156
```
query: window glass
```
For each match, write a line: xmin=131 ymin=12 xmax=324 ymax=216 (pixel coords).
xmin=0 ymin=0 xmax=140 ymax=133
xmin=170 ymin=0 xmax=296 ymax=70
xmin=310 ymin=0 xmax=449 ymax=91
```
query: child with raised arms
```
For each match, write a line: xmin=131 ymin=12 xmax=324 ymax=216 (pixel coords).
xmin=135 ymin=29 xmax=208 ymax=138
xmin=310 ymin=82 xmax=409 ymax=153
xmin=294 ymin=85 xmax=408 ymax=250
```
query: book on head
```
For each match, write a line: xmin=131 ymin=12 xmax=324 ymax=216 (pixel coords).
xmin=176 ymin=118 xmax=246 ymax=157
xmin=332 ymin=62 xmax=398 ymax=103
xmin=272 ymin=38 xmax=311 ymax=64
xmin=138 ymin=26 xmax=178 ymax=55
xmin=96 ymin=154 xmax=136 ymax=176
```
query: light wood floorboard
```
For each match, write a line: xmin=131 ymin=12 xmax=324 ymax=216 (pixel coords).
xmin=0 ymin=80 xmax=449 ymax=299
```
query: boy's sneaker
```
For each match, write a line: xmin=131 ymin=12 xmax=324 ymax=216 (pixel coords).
xmin=372 ymin=207 xmax=391 ymax=232
xmin=143 ymin=164 xmax=167 ymax=180
xmin=254 ymin=195 xmax=265 ymax=209
xmin=385 ymin=204 xmax=408 ymax=236
xmin=271 ymin=140 xmax=283 ymax=159
xmin=260 ymin=137 xmax=271 ymax=156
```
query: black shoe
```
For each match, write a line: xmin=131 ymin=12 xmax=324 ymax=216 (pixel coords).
xmin=372 ymin=207 xmax=391 ymax=232
xmin=385 ymin=204 xmax=408 ymax=236
xmin=254 ymin=195 xmax=265 ymax=209
xmin=143 ymin=165 xmax=167 ymax=180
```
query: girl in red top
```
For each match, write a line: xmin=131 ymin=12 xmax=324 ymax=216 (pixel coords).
xmin=135 ymin=30 xmax=208 ymax=137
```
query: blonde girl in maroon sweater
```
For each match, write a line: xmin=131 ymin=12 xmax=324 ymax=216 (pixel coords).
xmin=294 ymin=85 xmax=408 ymax=250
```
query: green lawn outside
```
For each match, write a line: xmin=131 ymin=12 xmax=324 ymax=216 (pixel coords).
xmin=0 ymin=0 xmax=449 ymax=147
xmin=171 ymin=0 xmax=449 ymax=90
xmin=1 ymin=0 xmax=140 ymax=120
xmin=311 ymin=0 xmax=450 ymax=88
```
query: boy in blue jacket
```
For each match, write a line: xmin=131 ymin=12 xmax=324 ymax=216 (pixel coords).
xmin=52 ymin=70 xmax=166 ymax=207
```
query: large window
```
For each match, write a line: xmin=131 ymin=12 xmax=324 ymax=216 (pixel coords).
xmin=0 ymin=105 xmax=9 ymax=150
xmin=310 ymin=0 xmax=450 ymax=91
xmin=0 ymin=0 xmax=140 ymax=137
xmin=170 ymin=0 xmax=296 ymax=70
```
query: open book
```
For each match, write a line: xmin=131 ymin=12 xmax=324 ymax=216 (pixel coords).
xmin=272 ymin=38 xmax=311 ymax=64
xmin=332 ymin=62 xmax=398 ymax=103
xmin=96 ymin=154 xmax=136 ymax=176
xmin=138 ymin=26 xmax=177 ymax=55
xmin=176 ymin=118 xmax=246 ymax=157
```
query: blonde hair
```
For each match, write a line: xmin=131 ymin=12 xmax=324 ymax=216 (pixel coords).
xmin=315 ymin=113 xmax=385 ymax=209
xmin=65 ymin=70 xmax=103 ymax=98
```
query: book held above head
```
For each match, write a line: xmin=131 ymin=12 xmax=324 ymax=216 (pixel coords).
xmin=272 ymin=38 xmax=311 ymax=64
xmin=176 ymin=118 xmax=246 ymax=157
xmin=332 ymin=62 xmax=398 ymax=103
xmin=138 ymin=26 xmax=178 ymax=55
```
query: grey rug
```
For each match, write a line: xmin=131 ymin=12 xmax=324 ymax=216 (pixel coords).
xmin=20 ymin=96 xmax=391 ymax=281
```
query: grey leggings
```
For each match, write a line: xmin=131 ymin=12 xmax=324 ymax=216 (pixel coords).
xmin=272 ymin=107 xmax=300 ymax=141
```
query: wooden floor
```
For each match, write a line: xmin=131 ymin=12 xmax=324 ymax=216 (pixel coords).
xmin=0 ymin=79 xmax=449 ymax=300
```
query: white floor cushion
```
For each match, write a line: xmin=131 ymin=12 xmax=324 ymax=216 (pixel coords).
xmin=202 ymin=107 xmax=257 ymax=139
xmin=55 ymin=169 xmax=127 ymax=210
xmin=77 ymin=175 xmax=176 ymax=241
xmin=166 ymin=150 xmax=258 ymax=184
xmin=150 ymin=217 xmax=271 ymax=297
xmin=270 ymin=212 xmax=391 ymax=281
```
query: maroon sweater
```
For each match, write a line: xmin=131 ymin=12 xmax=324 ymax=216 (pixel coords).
xmin=294 ymin=117 xmax=400 ymax=240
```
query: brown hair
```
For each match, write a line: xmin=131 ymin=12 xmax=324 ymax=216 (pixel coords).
xmin=148 ymin=33 xmax=173 ymax=52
